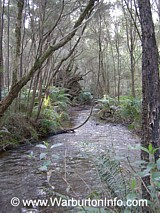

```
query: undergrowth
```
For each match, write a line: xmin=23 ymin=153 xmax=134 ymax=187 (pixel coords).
xmin=96 ymin=95 xmax=141 ymax=130
xmin=0 ymin=86 xmax=71 ymax=150
xmin=0 ymin=112 xmax=38 ymax=150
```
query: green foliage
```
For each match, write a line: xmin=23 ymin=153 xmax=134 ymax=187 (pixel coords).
xmin=98 ymin=95 xmax=117 ymax=107
xmin=35 ymin=141 xmax=63 ymax=172
xmin=32 ymin=86 xmax=71 ymax=135
xmin=94 ymin=153 xmax=141 ymax=212
xmin=0 ymin=87 xmax=71 ymax=147
xmin=35 ymin=141 xmax=52 ymax=171
xmin=0 ymin=112 xmax=38 ymax=149
xmin=98 ymin=95 xmax=118 ymax=111
xmin=49 ymin=86 xmax=70 ymax=111
xmin=37 ymin=119 xmax=60 ymax=135
xmin=96 ymin=154 xmax=128 ymax=200
xmin=3 ymin=113 xmax=38 ymax=140
xmin=119 ymin=96 xmax=141 ymax=121
xmin=129 ymin=144 xmax=160 ymax=211
xmin=96 ymin=95 xmax=119 ymax=120
xmin=96 ymin=95 xmax=141 ymax=129
xmin=76 ymin=90 xmax=93 ymax=104
xmin=90 ymin=147 xmax=160 ymax=212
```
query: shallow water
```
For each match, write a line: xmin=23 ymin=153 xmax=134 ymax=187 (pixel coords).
xmin=0 ymin=108 xmax=140 ymax=213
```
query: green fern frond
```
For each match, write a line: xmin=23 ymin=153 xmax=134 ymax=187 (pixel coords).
xmin=96 ymin=155 xmax=128 ymax=200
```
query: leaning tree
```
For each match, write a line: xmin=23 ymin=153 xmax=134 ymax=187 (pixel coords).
xmin=0 ymin=0 xmax=99 ymax=122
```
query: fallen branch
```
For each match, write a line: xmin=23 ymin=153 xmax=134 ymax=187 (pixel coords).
xmin=55 ymin=105 xmax=94 ymax=134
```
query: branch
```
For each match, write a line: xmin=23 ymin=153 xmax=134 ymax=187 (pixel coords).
xmin=71 ymin=105 xmax=94 ymax=131
xmin=0 ymin=0 xmax=98 ymax=116
xmin=82 ymin=70 xmax=92 ymax=77
xmin=123 ymin=0 xmax=142 ymax=42
xmin=53 ymin=105 xmax=94 ymax=135
xmin=42 ymin=0 xmax=65 ymax=43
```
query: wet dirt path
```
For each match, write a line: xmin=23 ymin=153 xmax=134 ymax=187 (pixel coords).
xmin=0 ymin=108 xmax=140 ymax=213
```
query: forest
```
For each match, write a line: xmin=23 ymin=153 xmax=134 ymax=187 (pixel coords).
xmin=0 ymin=0 xmax=160 ymax=212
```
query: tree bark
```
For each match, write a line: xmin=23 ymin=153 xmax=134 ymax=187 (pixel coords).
xmin=0 ymin=0 xmax=4 ymax=101
xmin=138 ymin=0 xmax=160 ymax=200
xmin=12 ymin=0 xmax=24 ymax=84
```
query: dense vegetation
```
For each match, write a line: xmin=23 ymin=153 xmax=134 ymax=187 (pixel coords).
xmin=0 ymin=0 xmax=160 ymax=212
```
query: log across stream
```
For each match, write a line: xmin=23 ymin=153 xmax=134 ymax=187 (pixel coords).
xmin=0 ymin=108 xmax=140 ymax=213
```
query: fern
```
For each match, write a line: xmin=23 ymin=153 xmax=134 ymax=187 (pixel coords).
xmin=77 ymin=90 xmax=93 ymax=104
xmin=96 ymin=154 xmax=128 ymax=201
xmin=95 ymin=154 xmax=142 ymax=213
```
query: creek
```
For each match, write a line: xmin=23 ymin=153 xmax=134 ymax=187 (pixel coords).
xmin=0 ymin=107 xmax=140 ymax=213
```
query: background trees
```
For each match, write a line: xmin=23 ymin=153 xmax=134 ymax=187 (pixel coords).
xmin=0 ymin=0 xmax=99 ymax=119
xmin=0 ymin=0 xmax=144 ymax=118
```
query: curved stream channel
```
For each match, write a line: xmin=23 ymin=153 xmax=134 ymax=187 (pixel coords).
xmin=0 ymin=108 xmax=140 ymax=213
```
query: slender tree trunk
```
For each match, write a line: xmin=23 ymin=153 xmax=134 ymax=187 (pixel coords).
xmin=130 ymin=51 xmax=135 ymax=97
xmin=7 ymin=0 xmax=10 ymax=91
xmin=123 ymin=0 xmax=136 ymax=97
xmin=12 ymin=0 xmax=24 ymax=84
xmin=13 ymin=0 xmax=24 ymax=112
xmin=96 ymin=11 xmax=103 ymax=97
xmin=107 ymin=28 xmax=117 ymax=97
xmin=130 ymin=19 xmax=136 ymax=97
xmin=115 ymin=33 xmax=121 ymax=101
xmin=0 ymin=0 xmax=4 ymax=101
xmin=28 ymin=71 xmax=40 ymax=117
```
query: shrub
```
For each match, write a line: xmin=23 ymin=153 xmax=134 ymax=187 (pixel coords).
xmin=32 ymin=87 xmax=71 ymax=135
xmin=98 ymin=95 xmax=118 ymax=109
xmin=0 ymin=113 xmax=38 ymax=149
xmin=96 ymin=95 xmax=119 ymax=119
xmin=96 ymin=95 xmax=141 ymax=129
xmin=37 ymin=119 xmax=60 ymax=135
xmin=119 ymin=96 xmax=141 ymax=129
xmin=76 ymin=90 xmax=93 ymax=104
xmin=48 ymin=86 xmax=70 ymax=111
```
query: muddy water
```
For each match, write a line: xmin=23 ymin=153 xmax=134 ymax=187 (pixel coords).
xmin=0 ymin=108 xmax=140 ymax=213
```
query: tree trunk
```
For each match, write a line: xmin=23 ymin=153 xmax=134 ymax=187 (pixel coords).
xmin=12 ymin=0 xmax=24 ymax=84
xmin=0 ymin=0 xmax=4 ymax=101
xmin=115 ymin=33 xmax=121 ymax=101
xmin=138 ymin=0 xmax=160 ymax=201
xmin=6 ymin=0 xmax=10 ymax=91
xmin=123 ymin=0 xmax=137 ymax=97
